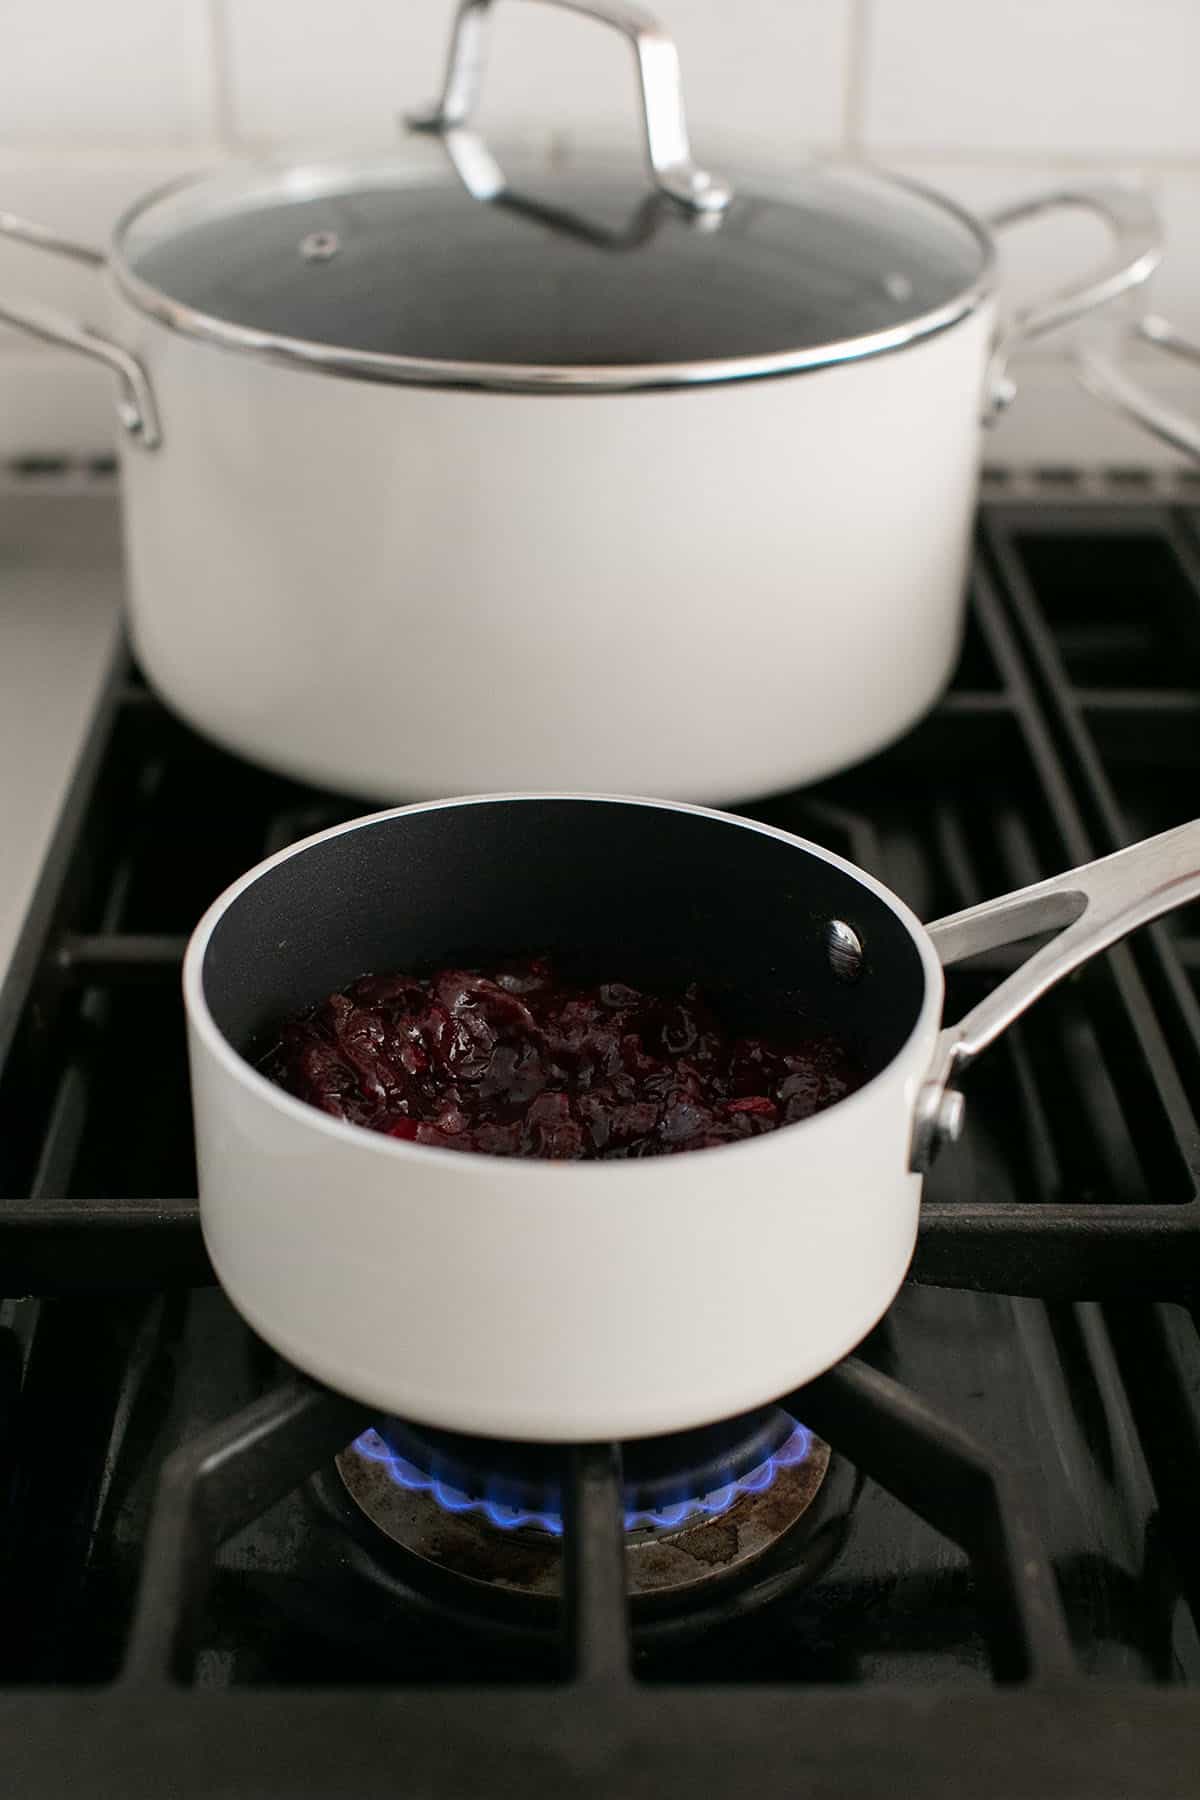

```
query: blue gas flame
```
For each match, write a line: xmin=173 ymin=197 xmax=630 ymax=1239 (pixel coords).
xmin=354 ymin=1419 xmax=813 ymax=1537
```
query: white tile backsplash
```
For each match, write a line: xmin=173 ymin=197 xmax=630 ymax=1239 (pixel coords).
xmin=0 ymin=1 xmax=219 ymax=145
xmin=223 ymin=0 xmax=851 ymax=156
xmin=864 ymin=0 xmax=1200 ymax=159
xmin=0 ymin=0 xmax=1197 ymax=460
xmin=222 ymin=0 xmax=450 ymax=147
xmin=0 ymin=152 xmax=220 ymax=351
xmin=0 ymin=349 xmax=115 ymax=455
xmin=650 ymin=0 xmax=853 ymax=163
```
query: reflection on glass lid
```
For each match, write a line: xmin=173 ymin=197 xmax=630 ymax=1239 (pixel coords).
xmin=117 ymin=145 xmax=992 ymax=382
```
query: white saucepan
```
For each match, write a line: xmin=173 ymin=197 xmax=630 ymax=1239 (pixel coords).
xmin=182 ymin=794 xmax=1200 ymax=1442
xmin=0 ymin=0 xmax=1165 ymax=803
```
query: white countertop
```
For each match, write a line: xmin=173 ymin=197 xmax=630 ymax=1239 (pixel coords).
xmin=0 ymin=481 xmax=124 ymax=1025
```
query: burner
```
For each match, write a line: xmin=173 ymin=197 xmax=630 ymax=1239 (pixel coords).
xmin=336 ymin=1407 xmax=834 ymax=1602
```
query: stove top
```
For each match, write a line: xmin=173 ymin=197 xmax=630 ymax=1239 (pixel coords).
xmin=2 ymin=472 xmax=1200 ymax=1795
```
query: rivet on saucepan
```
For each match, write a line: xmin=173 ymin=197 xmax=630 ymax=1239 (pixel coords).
xmin=935 ymin=1088 xmax=967 ymax=1146
xmin=824 ymin=919 xmax=864 ymax=982
xmin=300 ymin=230 xmax=340 ymax=262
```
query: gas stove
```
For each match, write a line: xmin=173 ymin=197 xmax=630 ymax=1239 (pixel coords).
xmin=1 ymin=466 xmax=1199 ymax=1796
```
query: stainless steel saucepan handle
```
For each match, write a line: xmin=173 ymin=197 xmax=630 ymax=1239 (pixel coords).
xmin=982 ymin=185 xmax=1161 ymax=419
xmin=0 ymin=210 xmax=160 ymax=449
xmin=1076 ymin=315 xmax=1200 ymax=463
xmin=407 ymin=0 xmax=731 ymax=215
xmin=910 ymin=819 xmax=1200 ymax=1171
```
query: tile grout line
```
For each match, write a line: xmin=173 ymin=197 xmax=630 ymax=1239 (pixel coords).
xmin=0 ymin=142 xmax=1194 ymax=173
xmin=850 ymin=146 xmax=1200 ymax=175
xmin=204 ymin=0 xmax=236 ymax=149
xmin=842 ymin=0 xmax=872 ymax=156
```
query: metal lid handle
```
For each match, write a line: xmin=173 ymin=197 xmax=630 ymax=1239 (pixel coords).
xmin=408 ymin=0 xmax=731 ymax=215
xmin=911 ymin=819 xmax=1200 ymax=1170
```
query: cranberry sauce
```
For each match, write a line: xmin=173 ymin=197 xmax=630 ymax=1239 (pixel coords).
xmin=262 ymin=956 xmax=864 ymax=1161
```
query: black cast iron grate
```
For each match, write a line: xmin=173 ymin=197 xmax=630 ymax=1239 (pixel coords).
xmin=2 ymin=492 xmax=1200 ymax=1794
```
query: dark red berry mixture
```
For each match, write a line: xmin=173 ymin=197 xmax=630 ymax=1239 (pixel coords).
xmin=263 ymin=957 xmax=864 ymax=1161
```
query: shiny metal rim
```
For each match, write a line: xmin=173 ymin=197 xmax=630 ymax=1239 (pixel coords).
xmin=107 ymin=161 xmax=997 ymax=394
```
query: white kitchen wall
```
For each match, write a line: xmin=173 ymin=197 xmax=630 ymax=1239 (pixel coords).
xmin=1 ymin=0 xmax=1197 ymax=462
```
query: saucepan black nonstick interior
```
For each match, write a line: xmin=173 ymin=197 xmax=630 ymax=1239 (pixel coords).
xmin=200 ymin=797 xmax=928 ymax=1081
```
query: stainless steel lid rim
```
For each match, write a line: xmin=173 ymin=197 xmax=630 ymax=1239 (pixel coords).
xmin=107 ymin=153 xmax=997 ymax=394
xmin=109 ymin=262 xmax=994 ymax=393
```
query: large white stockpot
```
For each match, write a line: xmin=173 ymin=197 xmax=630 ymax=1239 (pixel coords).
xmin=182 ymin=794 xmax=1200 ymax=1442
xmin=0 ymin=0 xmax=1162 ymax=804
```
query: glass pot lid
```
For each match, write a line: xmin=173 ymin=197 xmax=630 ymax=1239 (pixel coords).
xmin=111 ymin=1 xmax=993 ymax=391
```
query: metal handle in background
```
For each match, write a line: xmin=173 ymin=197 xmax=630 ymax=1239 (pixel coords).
xmin=407 ymin=0 xmax=731 ymax=216
xmin=0 ymin=210 xmax=106 ymax=268
xmin=910 ymin=819 xmax=1200 ymax=1171
xmin=1076 ymin=314 xmax=1200 ymax=463
xmin=982 ymin=185 xmax=1161 ymax=419
xmin=0 ymin=211 xmax=160 ymax=449
xmin=426 ymin=107 xmax=685 ymax=247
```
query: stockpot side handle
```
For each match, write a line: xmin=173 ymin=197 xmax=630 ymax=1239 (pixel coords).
xmin=0 ymin=211 xmax=160 ymax=450
xmin=982 ymin=185 xmax=1161 ymax=420
xmin=1076 ymin=315 xmax=1200 ymax=464
xmin=909 ymin=818 xmax=1200 ymax=1171
xmin=407 ymin=0 xmax=731 ymax=216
